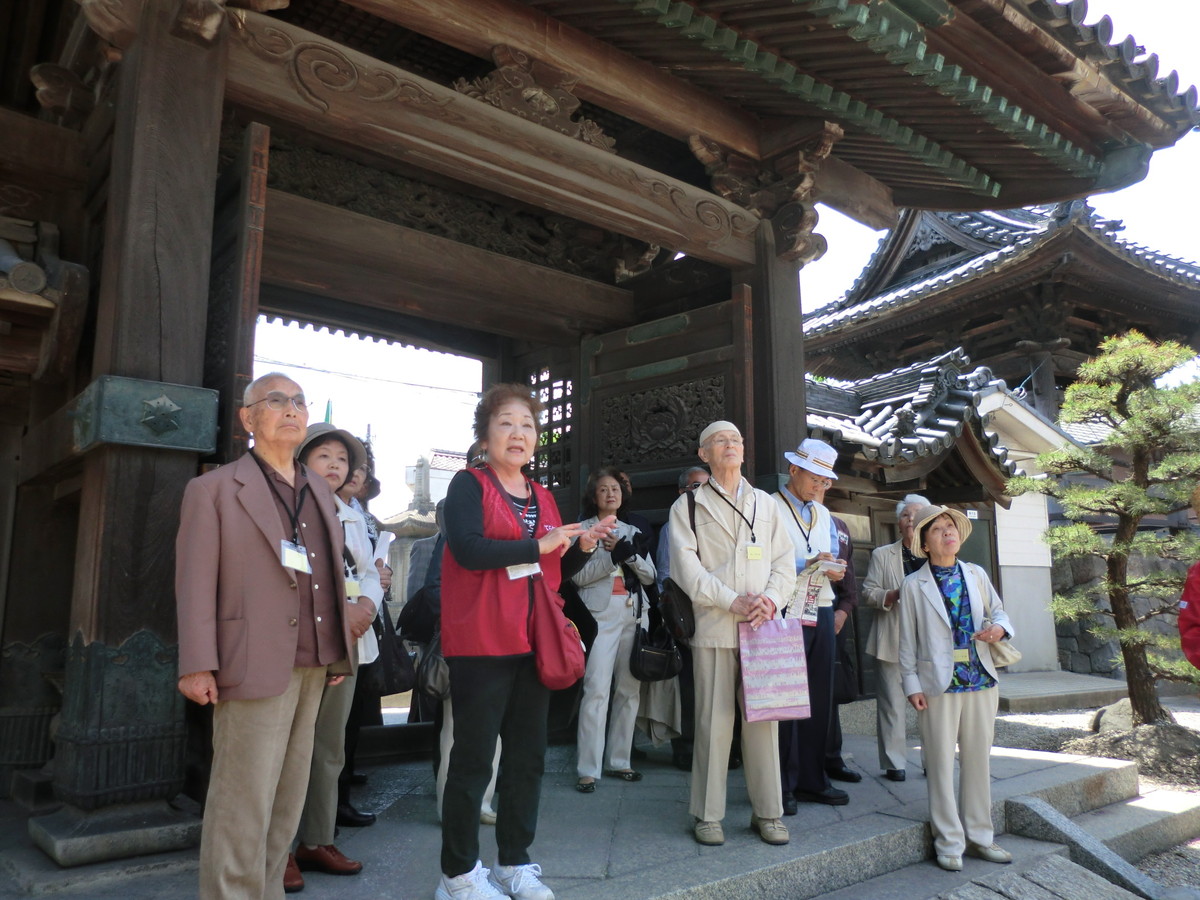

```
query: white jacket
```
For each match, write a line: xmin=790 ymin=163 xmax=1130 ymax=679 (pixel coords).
xmin=336 ymin=495 xmax=384 ymax=665
xmin=861 ymin=540 xmax=905 ymax=663
xmin=897 ymin=561 xmax=1013 ymax=698
xmin=572 ymin=518 xmax=655 ymax=614
xmin=668 ymin=478 xmax=795 ymax=649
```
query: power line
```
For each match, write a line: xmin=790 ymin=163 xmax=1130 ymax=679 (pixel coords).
xmin=254 ymin=355 xmax=481 ymax=398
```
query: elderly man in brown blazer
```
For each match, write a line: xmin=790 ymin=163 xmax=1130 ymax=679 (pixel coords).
xmin=176 ymin=372 xmax=375 ymax=900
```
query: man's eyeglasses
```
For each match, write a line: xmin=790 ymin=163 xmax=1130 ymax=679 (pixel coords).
xmin=245 ymin=391 xmax=309 ymax=412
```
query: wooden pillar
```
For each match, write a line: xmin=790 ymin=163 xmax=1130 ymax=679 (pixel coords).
xmin=30 ymin=0 xmax=227 ymax=864
xmin=740 ymin=219 xmax=807 ymax=489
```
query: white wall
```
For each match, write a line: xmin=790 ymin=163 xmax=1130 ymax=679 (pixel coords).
xmin=995 ymin=493 xmax=1057 ymax=671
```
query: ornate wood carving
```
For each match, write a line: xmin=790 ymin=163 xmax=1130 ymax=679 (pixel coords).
xmin=454 ymin=46 xmax=615 ymax=154
xmin=256 ymin=138 xmax=657 ymax=285
xmin=0 ymin=186 xmax=43 ymax=218
xmin=689 ymin=123 xmax=842 ymax=265
xmin=228 ymin=14 xmax=758 ymax=267
xmin=78 ymin=0 xmax=288 ymax=49
xmin=600 ymin=376 xmax=726 ymax=466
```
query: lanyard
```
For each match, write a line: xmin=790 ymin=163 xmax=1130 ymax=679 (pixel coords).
xmin=781 ymin=493 xmax=814 ymax=548
xmin=252 ymin=451 xmax=310 ymax=544
xmin=482 ymin=465 xmax=539 ymax=539
xmin=707 ymin=482 xmax=756 ymax=543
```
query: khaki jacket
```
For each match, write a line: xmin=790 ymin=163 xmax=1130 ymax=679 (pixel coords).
xmin=862 ymin=540 xmax=905 ymax=663
xmin=667 ymin=478 xmax=795 ymax=649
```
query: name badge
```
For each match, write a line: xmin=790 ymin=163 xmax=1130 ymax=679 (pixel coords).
xmin=344 ymin=578 xmax=362 ymax=598
xmin=953 ymin=648 xmax=970 ymax=664
xmin=506 ymin=562 xmax=542 ymax=580
xmin=280 ymin=539 xmax=312 ymax=574
xmin=745 ymin=543 xmax=764 ymax=561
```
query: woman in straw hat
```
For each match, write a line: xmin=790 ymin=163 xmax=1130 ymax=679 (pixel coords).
xmin=898 ymin=505 xmax=1014 ymax=873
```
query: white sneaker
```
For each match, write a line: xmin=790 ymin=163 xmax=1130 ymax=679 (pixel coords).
xmin=489 ymin=862 xmax=555 ymax=900
xmin=435 ymin=860 xmax=506 ymax=899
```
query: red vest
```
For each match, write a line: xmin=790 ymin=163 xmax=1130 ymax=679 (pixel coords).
xmin=441 ymin=468 xmax=565 ymax=657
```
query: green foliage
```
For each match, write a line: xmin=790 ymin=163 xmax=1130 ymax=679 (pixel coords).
xmin=1005 ymin=331 xmax=1200 ymax=724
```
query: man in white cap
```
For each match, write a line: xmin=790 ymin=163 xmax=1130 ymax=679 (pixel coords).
xmin=668 ymin=420 xmax=795 ymax=847
xmin=773 ymin=438 xmax=851 ymax=813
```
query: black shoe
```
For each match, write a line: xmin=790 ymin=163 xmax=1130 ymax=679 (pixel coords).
xmin=349 ymin=772 xmax=368 ymax=786
xmin=728 ymin=754 xmax=742 ymax=771
xmin=782 ymin=795 xmax=798 ymax=816
xmin=826 ymin=765 xmax=862 ymax=783
xmin=672 ymin=752 xmax=693 ymax=771
xmin=885 ymin=769 xmax=906 ymax=782
xmin=335 ymin=802 xmax=376 ymax=828
xmin=794 ymin=787 xmax=849 ymax=806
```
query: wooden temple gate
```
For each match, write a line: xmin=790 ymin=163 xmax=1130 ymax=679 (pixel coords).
xmin=0 ymin=0 xmax=1195 ymax=866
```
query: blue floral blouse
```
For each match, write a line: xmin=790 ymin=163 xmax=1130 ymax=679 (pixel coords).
xmin=931 ymin=562 xmax=996 ymax=693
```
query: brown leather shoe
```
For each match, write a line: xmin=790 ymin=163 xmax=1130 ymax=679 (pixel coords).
xmin=284 ymin=853 xmax=304 ymax=893
xmin=294 ymin=843 xmax=363 ymax=876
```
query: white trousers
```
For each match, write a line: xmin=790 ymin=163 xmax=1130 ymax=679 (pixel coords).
xmin=919 ymin=687 xmax=999 ymax=857
xmin=874 ymin=658 xmax=909 ymax=771
xmin=576 ymin=591 xmax=642 ymax=779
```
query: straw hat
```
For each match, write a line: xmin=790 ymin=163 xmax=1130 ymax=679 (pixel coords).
xmin=910 ymin=505 xmax=973 ymax=559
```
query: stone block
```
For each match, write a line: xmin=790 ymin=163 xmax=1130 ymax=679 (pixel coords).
xmin=28 ymin=800 xmax=201 ymax=867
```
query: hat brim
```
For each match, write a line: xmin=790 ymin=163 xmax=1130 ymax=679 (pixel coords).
xmin=783 ymin=451 xmax=839 ymax=480
xmin=911 ymin=505 xmax=972 ymax=558
xmin=296 ymin=424 xmax=368 ymax=477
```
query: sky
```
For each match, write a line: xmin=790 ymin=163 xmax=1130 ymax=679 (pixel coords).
xmin=255 ymin=0 xmax=1199 ymax=517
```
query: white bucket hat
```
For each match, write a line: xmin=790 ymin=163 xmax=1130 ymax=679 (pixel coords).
xmin=784 ymin=438 xmax=839 ymax=480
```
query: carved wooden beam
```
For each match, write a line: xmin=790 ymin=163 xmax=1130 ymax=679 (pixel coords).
xmin=261 ymin=190 xmax=639 ymax=346
xmin=0 ymin=109 xmax=86 ymax=219
xmin=227 ymin=14 xmax=757 ymax=268
xmin=338 ymin=0 xmax=761 ymax=159
xmin=690 ymin=123 xmax=842 ymax=265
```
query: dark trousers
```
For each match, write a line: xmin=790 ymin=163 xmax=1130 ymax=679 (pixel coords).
xmin=441 ymin=654 xmax=549 ymax=877
xmin=779 ymin=605 xmax=835 ymax=796
xmin=826 ymin=623 xmax=850 ymax=768
xmin=671 ymin=642 xmax=695 ymax=756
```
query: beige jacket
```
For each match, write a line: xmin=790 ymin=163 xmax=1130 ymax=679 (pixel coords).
xmin=667 ymin=478 xmax=795 ymax=649
xmin=862 ymin=540 xmax=905 ymax=663
xmin=897 ymin=561 xmax=1013 ymax=698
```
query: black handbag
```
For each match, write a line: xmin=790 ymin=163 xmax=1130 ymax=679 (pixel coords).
xmin=831 ymin=616 xmax=860 ymax=705
xmin=358 ymin=599 xmax=417 ymax=698
xmin=629 ymin=584 xmax=683 ymax=682
xmin=417 ymin=629 xmax=451 ymax=700
xmin=658 ymin=491 xmax=700 ymax=640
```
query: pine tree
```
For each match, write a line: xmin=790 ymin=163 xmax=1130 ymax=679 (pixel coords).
xmin=1008 ymin=331 xmax=1200 ymax=725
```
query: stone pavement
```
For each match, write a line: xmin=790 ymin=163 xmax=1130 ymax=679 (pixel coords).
xmin=0 ymin=729 xmax=1147 ymax=900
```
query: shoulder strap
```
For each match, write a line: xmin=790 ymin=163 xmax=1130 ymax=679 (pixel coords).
xmin=478 ymin=464 xmax=540 ymax=537
xmin=686 ymin=489 xmax=701 ymax=563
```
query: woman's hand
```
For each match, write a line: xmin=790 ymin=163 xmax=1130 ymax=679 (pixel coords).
xmin=907 ymin=692 xmax=927 ymax=711
xmin=577 ymin=515 xmax=618 ymax=553
xmin=972 ymin=624 xmax=1006 ymax=643
xmin=539 ymin=522 xmax=586 ymax=556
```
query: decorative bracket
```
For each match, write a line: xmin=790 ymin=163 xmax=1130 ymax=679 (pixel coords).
xmin=690 ymin=122 xmax=843 ymax=264
xmin=72 ymin=375 xmax=218 ymax=454
xmin=454 ymin=45 xmax=617 ymax=154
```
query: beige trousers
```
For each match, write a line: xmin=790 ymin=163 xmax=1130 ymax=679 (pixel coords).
xmin=201 ymin=666 xmax=327 ymax=900
xmin=690 ymin=646 xmax=782 ymax=823
xmin=297 ymin=673 xmax=356 ymax=847
xmin=919 ymin=686 xmax=999 ymax=857
xmin=576 ymin=591 xmax=642 ymax=779
xmin=874 ymin=658 xmax=909 ymax=771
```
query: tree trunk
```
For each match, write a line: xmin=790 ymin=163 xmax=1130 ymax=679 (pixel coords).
xmin=1107 ymin=514 xmax=1168 ymax=726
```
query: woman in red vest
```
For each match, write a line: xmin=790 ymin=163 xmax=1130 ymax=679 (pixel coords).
xmin=435 ymin=384 xmax=613 ymax=900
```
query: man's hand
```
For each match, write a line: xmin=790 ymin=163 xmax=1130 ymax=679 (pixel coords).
xmin=907 ymin=692 xmax=927 ymax=711
xmin=179 ymin=671 xmax=219 ymax=705
xmin=834 ymin=609 xmax=848 ymax=634
xmin=327 ymin=674 xmax=346 ymax=686
xmin=731 ymin=593 xmax=774 ymax=629
xmin=818 ymin=551 xmax=846 ymax=583
xmin=883 ymin=589 xmax=899 ymax=610
xmin=346 ymin=599 xmax=375 ymax=640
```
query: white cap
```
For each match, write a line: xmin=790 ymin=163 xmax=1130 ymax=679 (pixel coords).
xmin=698 ymin=420 xmax=741 ymax=446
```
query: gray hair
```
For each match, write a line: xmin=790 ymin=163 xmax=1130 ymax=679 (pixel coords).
xmin=895 ymin=494 xmax=930 ymax=518
xmin=677 ymin=466 xmax=709 ymax=490
xmin=243 ymin=372 xmax=294 ymax=406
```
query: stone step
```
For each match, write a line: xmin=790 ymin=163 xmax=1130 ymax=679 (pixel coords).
xmin=1074 ymin=786 xmax=1200 ymax=863
xmin=815 ymin=848 xmax=1146 ymax=900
